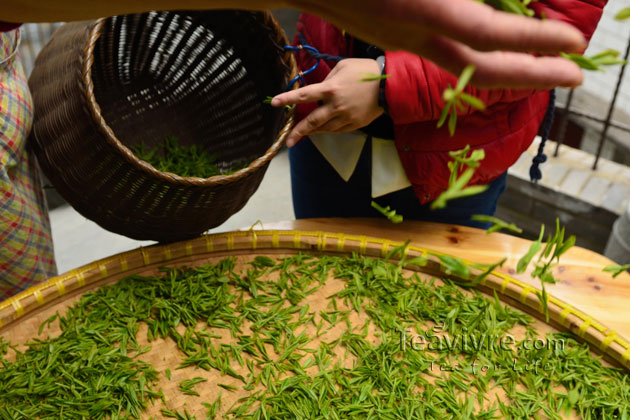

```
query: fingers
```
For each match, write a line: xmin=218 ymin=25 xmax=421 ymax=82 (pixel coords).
xmin=416 ymin=0 xmax=586 ymax=54
xmin=271 ymin=83 xmax=328 ymax=107
xmin=311 ymin=117 xmax=348 ymax=134
xmin=286 ymin=104 xmax=335 ymax=147
xmin=472 ymin=54 xmax=584 ymax=89
xmin=303 ymin=0 xmax=585 ymax=55
xmin=425 ymin=36 xmax=584 ymax=89
xmin=297 ymin=0 xmax=587 ymax=89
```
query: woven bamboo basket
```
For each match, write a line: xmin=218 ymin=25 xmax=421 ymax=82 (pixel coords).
xmin=1 ymin=230 xmax=629 ymax=418
xmin=28 ymin=11 xmax=296 ymax=242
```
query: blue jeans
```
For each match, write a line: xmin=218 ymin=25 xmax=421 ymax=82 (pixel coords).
xmin=289 ymin=137 xmax=507 ymax=229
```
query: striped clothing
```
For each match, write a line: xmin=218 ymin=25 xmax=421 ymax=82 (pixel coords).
xmin=0 ymin=29 xmax=57 ymax=299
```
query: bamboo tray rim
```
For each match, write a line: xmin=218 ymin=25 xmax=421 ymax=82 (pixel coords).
xmin=2 ymin=229 xmax=629 ymax=370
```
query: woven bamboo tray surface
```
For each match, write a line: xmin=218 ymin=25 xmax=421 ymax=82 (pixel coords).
xmin=268 ymin=218 xmax=630 ymax=343
xmin=28 ymin=11 xmax=296 ymax=242
xmin=1 ymin=225 xmax=628 ymax=418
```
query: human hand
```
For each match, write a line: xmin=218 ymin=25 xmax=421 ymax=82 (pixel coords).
xmin=289 ymin=0 xmax=587 ymax=89
xmin=272 ymin=58 xmax=384 ymax=147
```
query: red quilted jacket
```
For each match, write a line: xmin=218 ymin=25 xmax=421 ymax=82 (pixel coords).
xmin=293 ymin=0 xmax=605 ymax=203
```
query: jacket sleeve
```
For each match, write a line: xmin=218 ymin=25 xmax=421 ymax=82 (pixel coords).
xmin=384 ymin=52 xmax=539 ymax=125
xmin=385 ymin=0 xmax=606 ymax=125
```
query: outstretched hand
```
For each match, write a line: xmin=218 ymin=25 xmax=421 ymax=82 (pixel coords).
xmin=291 ymin=0 xmax=587 ymax=88
xmin=272 ymin=59 xmax=384 ymax=147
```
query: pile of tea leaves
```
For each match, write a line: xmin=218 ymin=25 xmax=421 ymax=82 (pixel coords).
xmin=133 ymin=136 xmax=248 ymax=178
xmin=0 ymin=253 xmax=629 ymax=419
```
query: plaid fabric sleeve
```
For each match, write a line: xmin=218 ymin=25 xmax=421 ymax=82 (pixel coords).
xmin=0 ymin=28 xmax=57 ymax=299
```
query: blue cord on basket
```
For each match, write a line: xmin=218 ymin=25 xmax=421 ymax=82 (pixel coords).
xmin=283 ymin=33 xmax=346 ymax=91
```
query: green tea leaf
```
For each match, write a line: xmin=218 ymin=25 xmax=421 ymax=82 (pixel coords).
xmin=499 ymin=0 xmax=535 ymax=16
xmin=615 ymin=7 xmax=630 ymax=20
xmin=560 ymin=52 xmax=600 ymax=71
xmin=466 ymin=258 xmax=507 ymax=287
xmin=453 ymin=185 xmax=489 ymax=199
xmin=554 ymin=235 xmax=576 ymax=260
xmin=448 ymin=106 xmax=458 ymax=136
xmin=448 ymin=145 xmax=471 ymax=160
xmin=403 ymin=256 xmax=429 ymax=267
xmin=443 ymin=87 xmax=456 ymax=103
xmin=253 ymin=256 xmax=275 ymax=267
xmin=358 ymin=72 xmax=391 ymax=82
xmin=459 ymin=149 xmax=486 ymax=168
xmin=603 ymin=264 xmax=630 ymax=278
xmin=537 ymin=284 xmax=550 ymax=322
xmin=590 ymin=49 xmax=620 ymax=61
xmin=438 ymin=254 xmax=471 ymax=279
xmin=561 ymin=50 xmax=626 ymax=72
xmin=437 ymin=102 xmax=452 ymax=128
xmin=568 ymin=387 xmax=579 ymax=406
xmin=456 ymin=65 xmax=476 ymax=92
xmin=432 ymin=148 xmax=488 ymax=210
xmin=460 ymin=92 xmax=486 ymax=110
xmin=471 ymin=214 xmax=523 ymax=234
xmin=591 ymin=49 xmax=626 ymax=66
xmin=517 ymin=225 xmax=544 ymax=273
xmin=371 ymin=201 xmax=403 ymax=224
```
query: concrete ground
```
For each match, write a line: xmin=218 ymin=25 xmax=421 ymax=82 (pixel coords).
xmin=49 ymin=150 xmax=294 ymax=274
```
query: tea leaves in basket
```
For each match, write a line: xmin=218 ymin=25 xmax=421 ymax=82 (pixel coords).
xmin=133 ymin=136 xmax=248 ymax=179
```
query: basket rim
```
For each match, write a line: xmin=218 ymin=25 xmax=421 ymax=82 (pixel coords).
xmin=81 ymin=11 xmax=297 ymax=187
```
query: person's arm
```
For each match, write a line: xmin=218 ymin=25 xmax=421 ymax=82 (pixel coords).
xmin=384 ymin=52 xmax=539 ymax=125
xmin=2 ymin=0 xmax=586 ymax=89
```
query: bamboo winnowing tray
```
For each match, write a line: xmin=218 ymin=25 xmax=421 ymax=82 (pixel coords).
xmin=1 ymin=228 xmax=628 ymax=418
